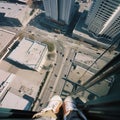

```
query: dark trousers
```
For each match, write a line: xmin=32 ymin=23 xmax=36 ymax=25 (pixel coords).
xmin=66 ymin=111 xmax=87 ymax=120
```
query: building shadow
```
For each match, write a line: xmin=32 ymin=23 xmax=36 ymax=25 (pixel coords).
xmin=29 ymin=12 xmax=58 ymax=33
xmin=0 ymin=15 xmax=22 ymax=27
xmin=5 ymin=58 xmax=36 ymax=71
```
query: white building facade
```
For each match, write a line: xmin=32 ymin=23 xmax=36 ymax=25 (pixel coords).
xmin=43 ymin=0 xmax=58 ymax=21
xmin=85 ymin=0 xmax=120 ymax=40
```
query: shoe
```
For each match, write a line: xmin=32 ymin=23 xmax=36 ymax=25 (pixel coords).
xmin=63 ymin=96 xmax=78 ymax=116
xmin=63 ymin=96 xmax=87 ymax=120
xmin=33 ymin=95 xmax=62 ymax=118
xmin=43 ymin=95 xmax=63 ymax=113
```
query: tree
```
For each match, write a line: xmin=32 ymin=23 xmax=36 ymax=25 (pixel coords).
xmin=42 ymin=41 xmax=55 ymax=52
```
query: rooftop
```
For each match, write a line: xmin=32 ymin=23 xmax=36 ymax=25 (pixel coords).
xmin=7 ymin=38 xmax=48 ymax=71
xmin=0 ymin=69 xmax=15 ymax=98
xmin=0 ymin=2 xmax=28 ymax=19
xmin=1 ymin=91 xmax=30 ymax=110
xmin=75 ymin=52 xmax=93 ymax=62
xmin=0 ymin=69 xmax=11 ymax=85
xmin=0 ymin=29 xmax=15 ymax=53
xmin=0 ymin=67 xmax=41 ymax=100
xmin=74 ymin=52 xmax=106 ymax=73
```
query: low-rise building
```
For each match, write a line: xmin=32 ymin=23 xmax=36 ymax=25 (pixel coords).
xmin=74 ymin=52 xmax=106 ymax=73
xmin=0 ymin=91 xmax=31 ymax=110
xmin=0 ymin=29 xmax=15 ymax=56
xmin=0 ymin=69 xmax=15 ymax=100
xmin=0 ymin=2 xmax=32 ymax=26
xmin=7 ymin=38 xmax=48 ymax=71
xmin=0 ymin=69 xmax=37 ymax=110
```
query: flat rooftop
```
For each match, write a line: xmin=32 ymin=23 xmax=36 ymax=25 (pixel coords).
xmin=74 ymin=52 xmax=107 ymax=73
xmin=0 ymin=69 xmax=11 ymax=85
xmin=0 ymin=29 xmax=15 ymax=53
xmin=75 ymin=52 xmax=93 ymax=63
xmin=8 ymin=38 xmax=48 ymax=71
xmin=0 ymin=2 xmax=28 ymax=18
xmin=1 ymin=91 xmax=30 ymax=110
xmin=0 ymin=69 xmax=15 ymax=97
xmin=0 ymin=67 xmax=40 ymax=100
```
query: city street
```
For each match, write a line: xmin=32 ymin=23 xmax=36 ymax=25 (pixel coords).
xmin=0 ymin=5 xmax=117 ymax=111
xmin=34 ymin=45 xmax=77 ymax=111
xmin=25 ymin=24 xmax=116 ymax=111
xmin=50 ymin=48 xmax=76 ymax=98
xmin=33 ymin=39 xmax=66 ymax=111
xmin=0 ymin=0 xmax=119 ymax=119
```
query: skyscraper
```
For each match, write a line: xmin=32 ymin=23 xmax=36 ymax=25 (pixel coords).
xmin=43 ymin=0 xmax=75 ymax=25
xmin=43 ymin=0 xmax=58 ymax=21
xmin=85 ymin=0 xmax=120 ymax=40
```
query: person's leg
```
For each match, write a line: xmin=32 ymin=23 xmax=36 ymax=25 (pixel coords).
xmin=33 ymin=95 xmax=63 ymax=120
xmin=63 ymin=96 xmax=87 ymax=120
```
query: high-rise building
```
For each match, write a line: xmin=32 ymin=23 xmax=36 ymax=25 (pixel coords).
xmin=43 ymin=0 xmax=75 ymax=25
xmin=43 ymin=0 xmax=58 ymax=21
xmin=85 ymin=0 xmax=120 ymax=40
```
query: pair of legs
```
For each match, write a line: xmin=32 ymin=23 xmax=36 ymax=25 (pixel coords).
xmin=33 ymin=95 xmax=87 ymax=120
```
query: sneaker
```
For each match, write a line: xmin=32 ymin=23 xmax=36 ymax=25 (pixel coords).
xmin=33 ymin=95 xmax=62 ymax=118
xmin=43 ymin=95 xmax=63 ymax=113
xmin=63 ymin=96 xmax=87 ymax=120
xmin=63 ymin=96 xmax=78 ymax=116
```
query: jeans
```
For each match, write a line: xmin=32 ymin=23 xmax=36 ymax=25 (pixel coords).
xmin=65 ymin=111 xmax=87 ymax=120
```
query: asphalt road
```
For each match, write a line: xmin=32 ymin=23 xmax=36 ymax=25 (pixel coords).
xmin=51 ymin=48 xmax=76 ymax=97
xmin=35 ymin=40 xmax=65 ymax=111
xmin=24 ymin=26 xmax=114 ymax=111
xmin=34 ymin=41 xmax=77 ymax=111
